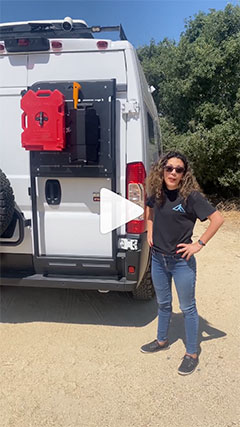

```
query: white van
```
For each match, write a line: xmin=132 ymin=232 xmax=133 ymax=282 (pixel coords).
xmin=0 ymin=18 xmax=161 ymax=299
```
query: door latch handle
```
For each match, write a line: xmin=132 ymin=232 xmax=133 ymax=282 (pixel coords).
xmin=45 ymin=179 xmax=61 ymax=205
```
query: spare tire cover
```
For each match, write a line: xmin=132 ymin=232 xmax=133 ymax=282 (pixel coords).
xmin=0 ymin=169 xmax=15 ymax=236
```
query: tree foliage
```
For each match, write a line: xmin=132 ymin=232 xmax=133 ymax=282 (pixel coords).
xmin=138 ymin=4 xmax=240 ymax=196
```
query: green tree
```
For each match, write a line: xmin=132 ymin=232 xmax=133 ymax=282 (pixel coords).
xmin=138 ymin=4 xmax=240 ymax=197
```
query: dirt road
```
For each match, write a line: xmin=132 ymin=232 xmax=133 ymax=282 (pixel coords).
xmin=0 ymin=212 xmax=239 ymax=427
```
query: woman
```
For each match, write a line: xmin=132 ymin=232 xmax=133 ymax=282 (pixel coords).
xmin=141 ymin=151 xmax=224 ymax=375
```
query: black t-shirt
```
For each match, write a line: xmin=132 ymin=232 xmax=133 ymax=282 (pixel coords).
xmin=146 ymin=189 xmax=216 ymax=255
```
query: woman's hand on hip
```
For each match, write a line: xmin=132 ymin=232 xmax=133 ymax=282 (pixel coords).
xmin=176 ymin=242 xmax=202 ymax=260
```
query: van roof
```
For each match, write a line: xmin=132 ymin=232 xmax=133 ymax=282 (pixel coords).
xmin=0 ymin=19 xmax=127 ymax=41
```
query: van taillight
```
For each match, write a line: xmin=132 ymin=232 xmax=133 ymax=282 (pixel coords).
xmin=51 ymin=41 xmax=63 ymax=49
xmin=126 ymin=162 xmax=146 ymax=234
xmin=0 ymin=43 xmax=5 ymax=51
xmin=97 ymin=40 xmax=108 ymax=49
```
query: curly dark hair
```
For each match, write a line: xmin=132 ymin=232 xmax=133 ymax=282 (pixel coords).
xmin=146 ymin=151 xmax=202 ymax=205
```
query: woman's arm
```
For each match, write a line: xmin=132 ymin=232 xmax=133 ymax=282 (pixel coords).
xmin=176 ymin=210 xmax=224 ymax=260
xmin=146 ymin=206 xmax=154 ymax=247
xmin=198 ymin=210 xmax=224 ymax=244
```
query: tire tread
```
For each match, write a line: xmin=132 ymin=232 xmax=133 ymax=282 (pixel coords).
xmin=132 ymin=268 xmax=155 ymax=300
xmin=0 ymin=169 xmax=15 ymax=236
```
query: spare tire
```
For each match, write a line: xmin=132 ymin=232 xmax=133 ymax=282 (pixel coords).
xmin=0 ymin=169 xmax=15 ymax=236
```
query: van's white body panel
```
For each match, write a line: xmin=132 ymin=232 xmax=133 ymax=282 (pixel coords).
xmin=37 ymin=177 xmax=112 ymax=257
xmin=27 ymin=50 xmax=127 ymax=86
xmin=0 ymin=21 xmax=161 ymax=294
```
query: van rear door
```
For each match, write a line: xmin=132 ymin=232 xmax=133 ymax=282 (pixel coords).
xmin=27 ymin=80 xmax=117 ymax=276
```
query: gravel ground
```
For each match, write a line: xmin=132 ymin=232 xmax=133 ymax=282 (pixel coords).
xmin=0 ymin=212 xmax=239 ymax=427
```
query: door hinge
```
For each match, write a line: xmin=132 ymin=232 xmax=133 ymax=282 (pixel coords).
xmin=122 ymin=100 xmax=140 ymax=115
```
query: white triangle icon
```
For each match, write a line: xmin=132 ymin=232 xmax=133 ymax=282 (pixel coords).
xmin=100 ymin=188 xmax=144 ymax=234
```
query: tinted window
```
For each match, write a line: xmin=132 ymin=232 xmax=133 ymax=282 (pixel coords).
xmin=147 ymin=113 xmax=155 ymax=145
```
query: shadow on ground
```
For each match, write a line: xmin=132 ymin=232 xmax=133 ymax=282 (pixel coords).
xmin=168 ymin=312 xmax=227 ymax=355
xmin=0 ymin=286 xmax=227 ymax=350
xmin=0 ymin=286 xmax=157 ymax=327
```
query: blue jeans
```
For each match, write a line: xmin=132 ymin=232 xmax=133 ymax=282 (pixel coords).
xmin=151 ymin=249 xmax=199 ymax=354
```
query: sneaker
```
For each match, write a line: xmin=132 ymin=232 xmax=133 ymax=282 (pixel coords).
xmin=178 ymin=355 xmax=199 ymax=375
xmin=140 ymin=339 xmax=170 ymax=353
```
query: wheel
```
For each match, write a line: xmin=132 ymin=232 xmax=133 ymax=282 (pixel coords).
xmin=132 ymin=267 xmax=155 ymax=300
xmin=0 ymin=169 xmax=15 ymax=237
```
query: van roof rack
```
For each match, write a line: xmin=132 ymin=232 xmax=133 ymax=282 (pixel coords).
xmin=0 ymin=20 xmax=128 ymax=41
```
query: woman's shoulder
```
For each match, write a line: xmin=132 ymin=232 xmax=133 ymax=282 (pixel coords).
xmin=187 ymin=190 xmax=205 ymax=202
xmin=186 ymin=190 xmax=216 ymax=219
xmin=185 ymin=191 xmax=205 ymax=212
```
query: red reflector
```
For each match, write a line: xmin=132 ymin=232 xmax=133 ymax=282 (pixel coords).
xmin=97 ymin=40 xmax=108 ymax=50
xmin=128 ymin=266 xmax=135 ymax=274
xmin=0 ymin=43 xmax=5 ymax=51
xmin=18 ymin=39 xmax=29 ymax=47
xmin=51 ymin=41 xmax=63 ymax=49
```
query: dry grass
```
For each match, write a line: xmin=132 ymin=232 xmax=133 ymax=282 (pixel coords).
xmin=216 ymin=199 xmax=240 ymax=223
xmin=207 ymin=195 xmax=239 ymax=211
xmin=206 ymin=196 xmax=240 ymax=224
xmin=216 ymin=199 xmax=240 ymax=212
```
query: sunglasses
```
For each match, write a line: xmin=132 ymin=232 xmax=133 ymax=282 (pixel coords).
xmin=164 ymin=165 xmax=185 ymax=174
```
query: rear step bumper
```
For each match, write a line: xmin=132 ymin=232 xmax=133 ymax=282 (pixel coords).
xmin=0 ymin=274 xmax=136 ymax=292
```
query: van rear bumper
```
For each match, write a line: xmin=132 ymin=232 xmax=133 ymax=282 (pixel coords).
xmin=0 ymin=274 xmax=136 ymax=292
xmin=0 ymin=232 xmax=150 ymax=292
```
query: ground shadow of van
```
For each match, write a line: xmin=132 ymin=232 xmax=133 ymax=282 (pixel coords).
xmin=0 ymin=286 xmax=157 ymax=327
xmin=0 ymin=286 xmax=227 ymax=349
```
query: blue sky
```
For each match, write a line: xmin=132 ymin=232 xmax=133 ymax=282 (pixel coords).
xmin=0 ymin=0 xmax=239 ymax=47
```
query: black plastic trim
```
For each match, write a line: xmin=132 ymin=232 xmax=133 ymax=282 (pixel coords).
xmin=34 ymin=256 xmax=118 ymax=276
xmin=0 ymin=209 xmax=27 ymax=246
xmin=5 ymin=37 xmax=50 ymax=52
xmin=0 ymin=253 xmax=34 ymax=275
xmin=125 ymin=232 xmax=150 ymax=286
xmin=0 ymin=274 xmax=135 ymax=292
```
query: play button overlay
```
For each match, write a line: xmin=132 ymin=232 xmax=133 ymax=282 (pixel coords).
xmin=100 ymin=188 xmax=144 ymax=234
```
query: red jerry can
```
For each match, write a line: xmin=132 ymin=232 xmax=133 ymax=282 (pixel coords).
xmin=21 ymin=89 xmax=66 ymax=151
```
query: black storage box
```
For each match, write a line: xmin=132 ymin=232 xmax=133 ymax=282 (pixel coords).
xmin=69 ymin=105 xmax=99 ymax=163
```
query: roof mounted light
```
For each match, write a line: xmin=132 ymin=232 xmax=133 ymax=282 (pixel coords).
xmin=97 ymin=40 xmax=108 ymax=50
xmin=91 ymin=26 xmax=101 ymax=33
xmin=62 ymin=17 xmax=73 ymax=32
